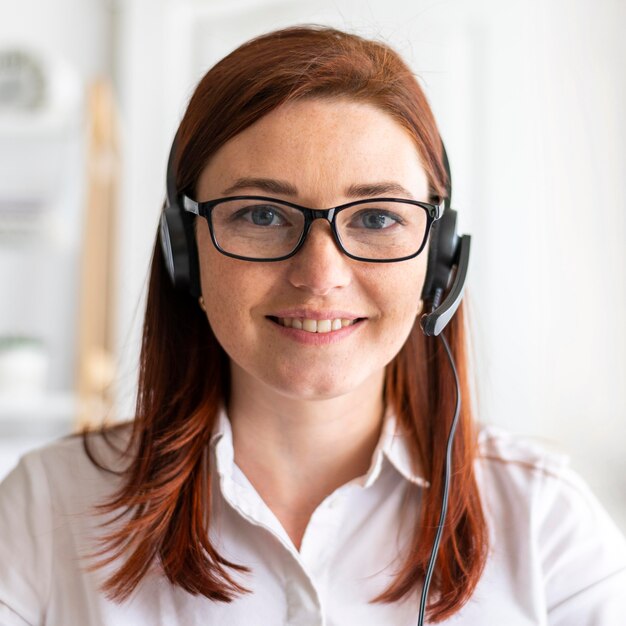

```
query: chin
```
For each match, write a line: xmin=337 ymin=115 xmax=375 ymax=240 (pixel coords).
xmin=267 ymin=367 xmax=373 ymax=401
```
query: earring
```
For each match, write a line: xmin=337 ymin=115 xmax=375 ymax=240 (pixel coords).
xmin=198 ymin=296 xmax=207 ymax=312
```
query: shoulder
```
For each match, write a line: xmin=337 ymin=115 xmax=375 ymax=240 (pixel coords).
xmin=473 ymin=425 xmax=625 ymax=523
xmin=474 ymin=425 xmax=626 ymax=617
xmin=475 ymin=425 xmax=582 ymax=506
xmin=474 ymin=424 xmax=616 ymax=527
xmin=0 ymin=423 xmax=134 ymax=624
xmin=477 ymin=424 xmax=569 ymax=473
xmin=1 ymin=422 xmax=133 ymax=520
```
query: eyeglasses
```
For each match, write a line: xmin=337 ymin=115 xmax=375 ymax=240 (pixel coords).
xmin=182 ymin=194 xmax=442 ymax=262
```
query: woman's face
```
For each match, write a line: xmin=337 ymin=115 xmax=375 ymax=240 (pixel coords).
xmin=195 ymin=98 xmax=431 ymax=400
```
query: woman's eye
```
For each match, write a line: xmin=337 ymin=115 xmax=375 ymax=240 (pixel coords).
xmin=351 ymin=210 xmax=403 ymax=230
xmin=239 ymin=205 xmax=288 ymax=227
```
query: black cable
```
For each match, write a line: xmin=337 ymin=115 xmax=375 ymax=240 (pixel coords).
xmin=417 ymin=330 xmax=461 ymax=626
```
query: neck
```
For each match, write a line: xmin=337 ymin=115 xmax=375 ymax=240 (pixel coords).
xmin=226 ymin=362 xmax=386 ymax=548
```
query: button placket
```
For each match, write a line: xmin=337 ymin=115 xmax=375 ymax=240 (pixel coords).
xmin=298 ymin=485 xmax=352 ymax=591
xmin=284 ymin=574 xmax=325 ymax=626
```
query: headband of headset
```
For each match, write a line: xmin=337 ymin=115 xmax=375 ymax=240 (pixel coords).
xmin=159 ymin=130 xmax=471 ymax=336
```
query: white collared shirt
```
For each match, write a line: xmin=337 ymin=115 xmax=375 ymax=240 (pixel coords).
xmin=1 ymin=407 xmax=625 ymax=625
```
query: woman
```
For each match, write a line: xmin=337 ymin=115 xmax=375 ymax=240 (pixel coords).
xmin=1 ymin=26 xmax=625 ymax=626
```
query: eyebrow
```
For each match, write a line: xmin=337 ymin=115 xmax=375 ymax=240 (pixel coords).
xmin=221 ymin=177 xmax=415 ymax=200
xmin=346 ymin=182 xmax=415 ymax=199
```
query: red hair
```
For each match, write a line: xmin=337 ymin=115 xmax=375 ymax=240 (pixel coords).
xmin=84 ymin=25 xmax=488 ymax=622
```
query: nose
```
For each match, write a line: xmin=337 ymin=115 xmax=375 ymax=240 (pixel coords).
xmin=285 ymin=220 xmax=352 ymax=295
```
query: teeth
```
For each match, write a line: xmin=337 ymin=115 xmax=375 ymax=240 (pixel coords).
xmin=317 ymin=320 xmax=331 ymax=333
xmin=279 ymin=317 xmax=357 ymax=333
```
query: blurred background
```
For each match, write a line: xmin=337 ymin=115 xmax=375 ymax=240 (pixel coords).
xmin=0 ymin=0 xmax=624 ymax=531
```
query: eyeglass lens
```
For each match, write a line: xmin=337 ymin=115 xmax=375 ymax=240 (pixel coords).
xmin=210 ymin=198 xmax=428 ymax=260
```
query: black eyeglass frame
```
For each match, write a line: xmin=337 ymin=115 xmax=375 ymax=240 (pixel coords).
xmin=181 ymin=194 xmax=442 ymax=263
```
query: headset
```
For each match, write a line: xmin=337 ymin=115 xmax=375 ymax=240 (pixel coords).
xmin=159 ymin=129 xmax=470 ymax=626
xmin=420 ymin=145 xmax=471 ymax=336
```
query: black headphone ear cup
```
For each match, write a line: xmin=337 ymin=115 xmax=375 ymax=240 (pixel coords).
xmin=159 ymin=199 xmax=201 ymax=298
xmin=421 ymin=218 xmax=441 ymax=302
xmin=421 ymin=209 xmax=459 ymax=307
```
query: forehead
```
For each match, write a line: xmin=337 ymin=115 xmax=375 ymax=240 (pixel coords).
xmin=197 ymin=97 xmax=430 ymax=202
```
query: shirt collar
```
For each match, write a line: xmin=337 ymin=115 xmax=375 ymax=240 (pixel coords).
xmin=362 ymin=404 xmax=430 ymax=488
xmin=210 ymin=406 xmax=235 ymax=479
xmin=210 ymin=404 xmax=429 ymax=490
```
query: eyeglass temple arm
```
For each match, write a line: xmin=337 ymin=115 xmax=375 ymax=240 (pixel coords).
xmin=182 ymin=196 xmax=199 ymax=215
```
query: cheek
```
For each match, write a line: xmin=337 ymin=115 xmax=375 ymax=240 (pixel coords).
xmin=382 ymin=284 xmax=422 ymax=340
xmin=201 ymin=282 xmax=255 ymax=371
xmin=198 ymin=248 xmax=273 ymax=358
xmin=367 ymin=260 xmax=427 ymax=347
xmin=197 ymin=222 xmax=247 ymax=315
xmin=372 ymin=259 xmax=426 ymax=315
xmin=197 ymin=248 xmax=246 ymax=343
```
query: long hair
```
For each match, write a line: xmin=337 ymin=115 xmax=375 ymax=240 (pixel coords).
xmin=84 ymin=25 xmax=488 ymax=622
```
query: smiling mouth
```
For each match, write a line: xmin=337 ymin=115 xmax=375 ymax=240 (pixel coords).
xmin=267 ymin=316 xmax=365 ymax=334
